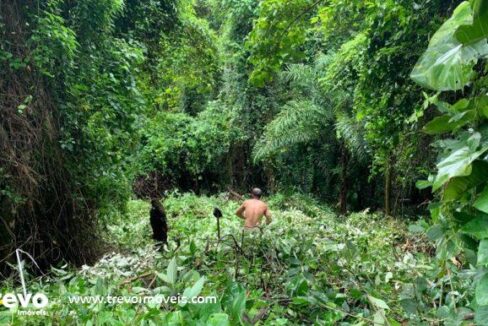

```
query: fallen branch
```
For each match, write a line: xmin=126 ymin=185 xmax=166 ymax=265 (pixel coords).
xmin=227 ymin=188 xmax=243 ymax=200
xmin=119 ymin=271 xmax=153 ymax=286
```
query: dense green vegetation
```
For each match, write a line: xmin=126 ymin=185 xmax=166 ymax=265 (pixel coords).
xmin=2 ymin=194 xmax=472 ymax=325
xmin=1 ymin=0 xmax=488 ymax=324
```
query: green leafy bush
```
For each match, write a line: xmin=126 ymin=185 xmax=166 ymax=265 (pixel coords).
xmin=135 ymin=101 xmax=243 ymax=191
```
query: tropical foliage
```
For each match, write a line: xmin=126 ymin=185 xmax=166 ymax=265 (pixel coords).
xmin=3 ymin=194 xmax=471 ymax=325
xmin=411 ymin=0 xmax=488 ymax=321
xmin=2 ymin=0 xmax=488 ymax=323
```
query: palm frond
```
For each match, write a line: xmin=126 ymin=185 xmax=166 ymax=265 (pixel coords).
xmin=253 ymin=100 xmax=331 ymax=162
xmin=281 ymin=64 xmax=315 ymax=84
xmin=335 ymin=113 xmax=369 ymax=161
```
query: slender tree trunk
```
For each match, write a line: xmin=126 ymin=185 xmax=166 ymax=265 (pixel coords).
xmin=264 ymin=165 xmax=276 ymax=193
xmin=357 ymin=165 xmax=367 ymax=209
xmin=384 ymin=160 xmax=392 ymax=216
xmin=369 ymin=176 xmax=377 ymax=210
xmin=227 ymin=145 xmax=234 ymax=188
xmin=339 ymin=145 xmax=348 ymax=215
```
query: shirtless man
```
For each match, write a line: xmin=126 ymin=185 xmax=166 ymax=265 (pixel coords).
xmin=235 ymin=188 xmax=272 ymax=229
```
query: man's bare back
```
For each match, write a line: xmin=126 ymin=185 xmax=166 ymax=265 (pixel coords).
xmin=235 ymin=188 xmax=271 ymax=228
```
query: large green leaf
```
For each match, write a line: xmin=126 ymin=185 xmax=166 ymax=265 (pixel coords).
xmin=423 ymin=116 xmax=455 ymax=134
xmin=454 ymin=0 xmax=488 ymax=45
xmin=475 ymin=95 xmax=488 ymax=118
xmin=423 ymin=110 xmax=475 ymax=135
xmin=443 ymin=98 xmax=471 ymax=113
xmin=181 ymin=276 xmax=205 ymax=305
xmin=416 ymin=179 xmax=433 ymax=189
xmin=475 ymin=305 xmax=488 ymax=325
xmin=462 ymin=213 xmax=488 ymax=239
xmin=230 ymin=289 xmax=246 ymax=322
xmin=476 ymin=273 xmax=488 ymax=305
xmin=444 ymin=160 xmax=488 ymax=201
xmin=450 ymin=98 xmax=471 ymax=112
xmin=367 ymin=295 xmax=390 ymax=310
xmin=474 ymin=185 xmax=488 ymax=213
xmin=433 ymin=145 xmax=488 ymax=191
xmin=411 ymin=1 xmax=488 ymax=91
xmin=429 ymin=98 xmax=470 ymax=114
xmin=427 ymin=224 xmax=445 ymax=241
xmin=478 ymin=239 xmax=488 ymax=266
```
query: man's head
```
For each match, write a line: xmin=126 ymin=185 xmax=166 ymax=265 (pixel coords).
xmin=251 ymin=187 xmax=263 ymax=199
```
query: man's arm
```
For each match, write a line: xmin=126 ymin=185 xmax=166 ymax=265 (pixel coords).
xmin=264 ymin=206 xmax=272 ymax=225
xmin=235 ymin=202 xmax=246 ymax=220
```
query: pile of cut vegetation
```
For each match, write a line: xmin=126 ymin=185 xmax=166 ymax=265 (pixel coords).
xmin=0 ymin=194 xmax=472 ymax=325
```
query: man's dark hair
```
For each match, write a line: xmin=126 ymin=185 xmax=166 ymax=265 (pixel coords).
xmin=251 ymin=187 xmax=263 ymax=198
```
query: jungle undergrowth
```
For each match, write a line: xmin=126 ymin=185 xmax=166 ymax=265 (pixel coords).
xmin=0 ymin=193 xmax=472 ymax=325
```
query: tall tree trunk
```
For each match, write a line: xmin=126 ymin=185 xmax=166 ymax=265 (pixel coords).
xmin=339 ymin=145 xmax=348 ymax=215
